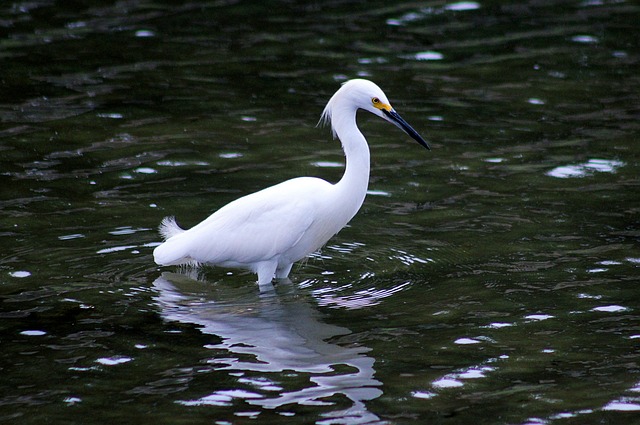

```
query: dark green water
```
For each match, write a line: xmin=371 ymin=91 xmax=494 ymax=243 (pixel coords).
xmin=1 ymin=1 xmax=639 ymax=424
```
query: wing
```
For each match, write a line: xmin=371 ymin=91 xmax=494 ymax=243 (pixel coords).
xmin=153 ymin=177 xmax=331 ymax=267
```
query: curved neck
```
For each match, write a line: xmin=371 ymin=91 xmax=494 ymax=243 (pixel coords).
xmin=334 ymin=110 xmax=370 ymax=218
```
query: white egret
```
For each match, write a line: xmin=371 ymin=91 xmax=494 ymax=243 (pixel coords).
xmin=153 ymin=79 xmax=430 ymax=286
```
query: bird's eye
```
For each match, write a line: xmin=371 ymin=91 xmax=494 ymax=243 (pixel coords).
xmin=372 ymin=97 xmax=380 ymax=105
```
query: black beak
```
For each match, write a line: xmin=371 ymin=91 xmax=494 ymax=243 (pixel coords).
xmin=383 ymin=109 xmax=431 ymax=150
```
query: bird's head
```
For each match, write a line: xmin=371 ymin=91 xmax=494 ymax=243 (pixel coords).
xmin=320 ymin=79 xmax=430 ymax=150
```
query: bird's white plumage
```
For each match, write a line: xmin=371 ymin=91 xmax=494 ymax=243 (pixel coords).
xmin=155 ymin=177 xmax=328 ymax=267
xmin=153 ymin=79 xmax=428 ymax=286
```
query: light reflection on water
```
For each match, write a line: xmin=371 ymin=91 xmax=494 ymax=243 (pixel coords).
xmin=546 ymin=158 xmax=625 ymax=179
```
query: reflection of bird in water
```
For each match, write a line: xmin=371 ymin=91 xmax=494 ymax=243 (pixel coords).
xmin=153 ymin=272 xmax=382 ymax=422
xmin=153 ymin=79 xmax=429 ymax=286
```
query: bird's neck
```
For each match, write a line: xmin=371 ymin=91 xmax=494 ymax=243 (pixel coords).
xmin=334 ymin=112 xmax=370 ymax=218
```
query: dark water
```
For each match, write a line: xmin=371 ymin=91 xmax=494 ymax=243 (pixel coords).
xmin=1 ymin=1 xmax=639 ymax=424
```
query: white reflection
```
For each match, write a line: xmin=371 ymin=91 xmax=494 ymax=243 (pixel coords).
xmin=444 ymin=1 xmax=481 ymax=11
xmin=95 ymin=356 xmax=133 ymax=366
xmin=402 ymin=51 xmax=444 ymax=61
xmin=430 ymin=356 xmax=502 ymax=391
xmin=524 ymin=314 xmax=554 ymax=322
xmin=433 ymin=378 xmax=463 ymax=388
xmin=454 ymin=337 xmax=481 ymax=345
xmin=546 ymin=159 xmax=624 ymax=178
xmin=602 ymin=400 xmax=640 ymax=411
xmin=313 ymin=281 xmax=411 ymax=310
xmin=601 ymin=380 xmax=640 ymax=412
xmin=571 ymin=34 xmax=599 ymax=44
xmin=389 ymin=248 xmax=434 ymax=266
xmin=153 ymin=272 xmax=382 ymax=423
xmin=591 ymin=305 xmax=629 ymax=313
xmin=386 ymin=2 xmax=479 ymax=26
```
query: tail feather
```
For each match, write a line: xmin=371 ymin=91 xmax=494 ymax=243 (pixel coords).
xmin=159 ymin=216 xmax=184 ymax=240
xmin=154 ymin=216 xmax=195 ymax=266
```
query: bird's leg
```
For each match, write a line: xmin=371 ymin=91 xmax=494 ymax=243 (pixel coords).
xmin=275 ymin=263 xmax=293 ymax=280
xmin=255 ymin=260 xmax=278 ymax=287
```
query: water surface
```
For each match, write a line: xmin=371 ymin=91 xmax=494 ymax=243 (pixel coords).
xmin=1 ymin=1 xmax=639 ymax=424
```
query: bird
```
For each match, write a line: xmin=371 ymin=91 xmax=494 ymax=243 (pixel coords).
xmin=153 ymin=79 xmax=430 ymax=286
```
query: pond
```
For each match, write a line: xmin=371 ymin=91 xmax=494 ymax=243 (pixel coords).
xmin=1 ymin=1 xmax=639 ymax=424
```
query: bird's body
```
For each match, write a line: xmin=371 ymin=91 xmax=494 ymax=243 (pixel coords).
xmin=153 ymin=79 xmax=429 ymax=286
xmin=154 ymin=175 xmax=363 ymax=281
